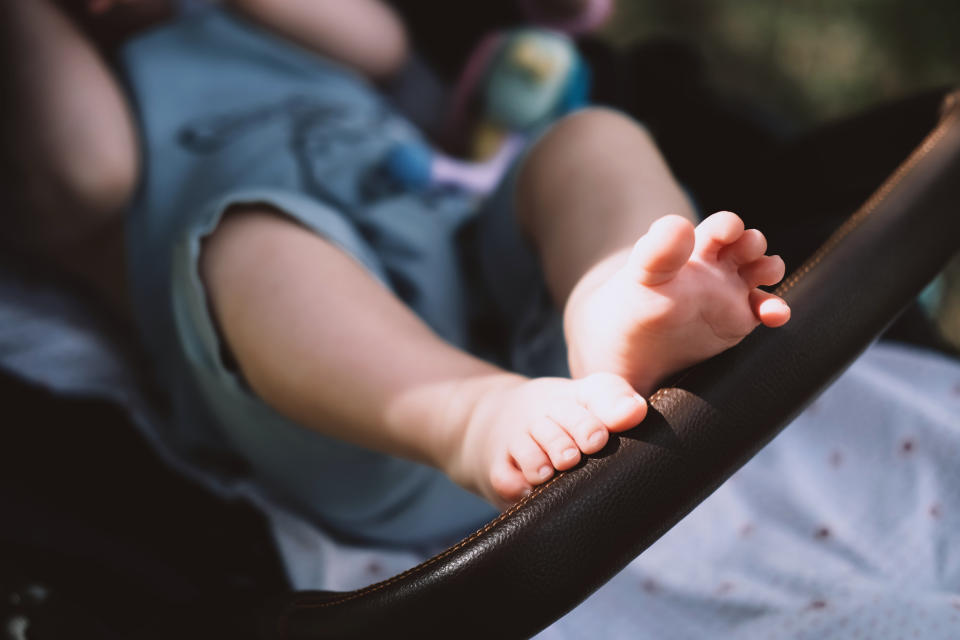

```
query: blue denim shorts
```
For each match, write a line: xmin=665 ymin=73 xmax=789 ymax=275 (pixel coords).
xmin=120 ymin=7 xmax=567 ymax=545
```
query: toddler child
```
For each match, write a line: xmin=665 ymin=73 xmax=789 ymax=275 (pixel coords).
xmin=10 ymin=0 xmax=790 ymax=545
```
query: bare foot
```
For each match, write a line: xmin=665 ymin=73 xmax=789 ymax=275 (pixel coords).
xmin=564 ymin=211 xmax=790 ymax=395
xmin=451 ymin=373 xmax=647 ymax=506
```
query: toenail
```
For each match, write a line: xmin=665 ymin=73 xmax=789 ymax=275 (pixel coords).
xmin=614 ymin=395 xmax=643 ymax=416
xmin=538 ymin=465 xmax=552 ymax=479
xmin=588 ymin=431 xmax=606 ymax=447
xmin=562 ymin=447 xmax=579 ymax=461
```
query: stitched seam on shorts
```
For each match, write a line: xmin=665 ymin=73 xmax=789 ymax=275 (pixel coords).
xmin=285 ymin=476 xmax=561 ymax=614
xmin=776 ymin=107 xmax=957 ymax=297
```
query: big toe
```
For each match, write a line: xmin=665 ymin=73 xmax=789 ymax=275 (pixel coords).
xmin=694 ymin=211 xmax=746 ymax=259
xmin=576 ymin=373 xmax=647 ymax=433
xmin=627 ymin=215 xmax=696 ymax=286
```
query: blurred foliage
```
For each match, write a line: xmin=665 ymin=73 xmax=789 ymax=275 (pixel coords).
xmin=602 ymin=0 xmax=960 ymax=125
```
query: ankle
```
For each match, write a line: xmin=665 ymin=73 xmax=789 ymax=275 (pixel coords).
xmin=442 ymin=372 xmax=526 ymax=492
xmin=562 ymin=250 xmax=628 ymax=371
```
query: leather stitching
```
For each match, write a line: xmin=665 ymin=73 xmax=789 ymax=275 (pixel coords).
xmin=776 ymin=103 xmax=958 ymax=297
xmin=278 ymin=386 xmax=671 ymax=636
xmin=941 ymin=89 xmax=960 ymax=118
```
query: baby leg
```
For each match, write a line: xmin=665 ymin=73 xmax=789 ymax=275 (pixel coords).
xmin=200 ymin=208 xmax=645 ymax=506
xmin=4 ymin=0 xmax=138 ymax=309
xmin=516 ymin=108 xmax=789 ymax=394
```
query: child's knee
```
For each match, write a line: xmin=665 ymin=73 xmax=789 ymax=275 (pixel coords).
xmin=521 ymin=107 xmax=658 ymax=182
xmin=555 ymin=107 xmax=653 ymax=143
xmin=515 ymin=108 xmax=658 ymax=223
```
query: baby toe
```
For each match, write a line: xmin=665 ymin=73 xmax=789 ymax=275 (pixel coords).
xmin=627 ymin=215 xmax=696 ymax=286
xmin=720 ymin=228 xmax=767 ymax=265
xmin=489 ymin=457 xmax=533 ymax=504
xmin=509 ymin=435 xmax=554 ymax=485
xmin=739 ymin=254 xmax=786 ymax=288
xmin=694 ymin=211 xmax=746 ymax=259
xmin=530 ymin=416 xmax=581 ymax=470
xmin=576 ymin=373 xmax=647 ymax=434
xmin=547 ymin=399 xmax=607 ymax=454
xmin=750 ymin=289 xmax=791 ymax=327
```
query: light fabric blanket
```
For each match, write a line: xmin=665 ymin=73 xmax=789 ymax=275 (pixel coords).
xmin=2 ymin=262 xmax=958 ymax=638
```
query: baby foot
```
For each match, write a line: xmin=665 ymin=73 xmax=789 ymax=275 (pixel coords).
xmin=564 ymin=211 xmax=790 ymax=395
xmin=451 ymin=373 xmax=646 ymax=506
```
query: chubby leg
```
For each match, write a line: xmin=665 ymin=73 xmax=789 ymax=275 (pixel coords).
xmin=516 ymin=108 xmax=790 ymax=394
xmin=3 ymin=0 xmax=138 ymax=310
xmin=517 ymin=108 xmax=698 ymax=304
xmin=200 ymin=208 xmax=646 ymax=506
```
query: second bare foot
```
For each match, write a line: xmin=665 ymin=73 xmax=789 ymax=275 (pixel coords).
xmin=450 ymin=373 xmax=647 ymax=507
xmin=564 ymin=211 xmax=790 ymax=394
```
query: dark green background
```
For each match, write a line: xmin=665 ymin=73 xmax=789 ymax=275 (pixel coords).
xmin=603 ymin=0 xmax=960 ymax=126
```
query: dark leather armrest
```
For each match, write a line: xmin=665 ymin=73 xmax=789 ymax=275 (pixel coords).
xmin=264 ymin=90 xmax=960 ymax=640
